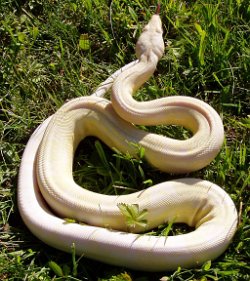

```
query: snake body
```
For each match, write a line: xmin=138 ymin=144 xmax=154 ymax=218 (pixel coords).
xmin=18 ymin=12 xmax=238 ymax=271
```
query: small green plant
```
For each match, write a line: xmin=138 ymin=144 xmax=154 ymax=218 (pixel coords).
xmin=117 ymin=203 xmax=148 ymax=230
xmin=48 ymin=243 xmax=87 ymax=279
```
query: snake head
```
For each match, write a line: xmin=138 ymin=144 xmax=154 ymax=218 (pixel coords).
xmin=135 ymin=12 xmax=164 ymax=63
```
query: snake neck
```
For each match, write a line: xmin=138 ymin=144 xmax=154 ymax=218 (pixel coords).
xmin=111 ymin=13 xmax=164 ymax=123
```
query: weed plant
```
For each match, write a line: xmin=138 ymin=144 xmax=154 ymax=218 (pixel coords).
xmin=0 ymin=0 xmax=249 ymax=280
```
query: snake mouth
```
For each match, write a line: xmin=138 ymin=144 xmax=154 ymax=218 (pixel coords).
xmin=155 ymin=3 xmax=161 ymax=15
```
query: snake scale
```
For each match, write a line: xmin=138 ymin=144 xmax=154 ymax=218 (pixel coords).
xmin=18 ymin=9 xmax=238 ymax=271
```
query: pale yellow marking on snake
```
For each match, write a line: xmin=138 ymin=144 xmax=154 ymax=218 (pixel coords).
xmin=18 ymin=10 xmax=238 ymax=271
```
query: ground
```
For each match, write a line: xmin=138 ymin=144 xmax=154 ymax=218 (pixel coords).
xmin=0 ymin=0 xmax=249 ymax=280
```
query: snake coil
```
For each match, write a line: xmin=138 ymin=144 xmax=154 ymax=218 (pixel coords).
xmin=18 ymin=10 xmax=238 ymax=271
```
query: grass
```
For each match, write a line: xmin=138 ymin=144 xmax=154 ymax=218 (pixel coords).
xmin=0 ymin=0 xmax=249 ymax=280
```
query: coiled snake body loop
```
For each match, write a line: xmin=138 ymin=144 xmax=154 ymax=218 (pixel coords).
xmin=18 ymin=13 xmax=238 ymax=271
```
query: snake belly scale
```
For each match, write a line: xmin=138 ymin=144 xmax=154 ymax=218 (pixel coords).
xmin=18 ymin=11 xmax=238 ymax=271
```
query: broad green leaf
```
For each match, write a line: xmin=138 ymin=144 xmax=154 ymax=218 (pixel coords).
xmin=48 ymin=261 xmax=64 ymax=277
xmin=64 ymin=218 xmax=77 ymax=224
xmin=194 ymin=22 xmax=204 ymax=36
xmin=139 ymin=146 xmax=145 ymax=159
xmin=202 ymin=259 xmax=211 ymax=271
xmin=79 ymin=34 xmax=90 ymax=50
xmin=32 ymin=26 xmax=39 ymax=40
xmin=18 ymin=32 xmax=26 ymax=43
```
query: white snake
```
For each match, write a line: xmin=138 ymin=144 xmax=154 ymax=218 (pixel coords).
xmin=18 ymin=11 xmax=238 ymax=271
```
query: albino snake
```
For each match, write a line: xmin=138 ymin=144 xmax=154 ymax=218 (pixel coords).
xmin=18 ymin=10 xmax=238 ymax=271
